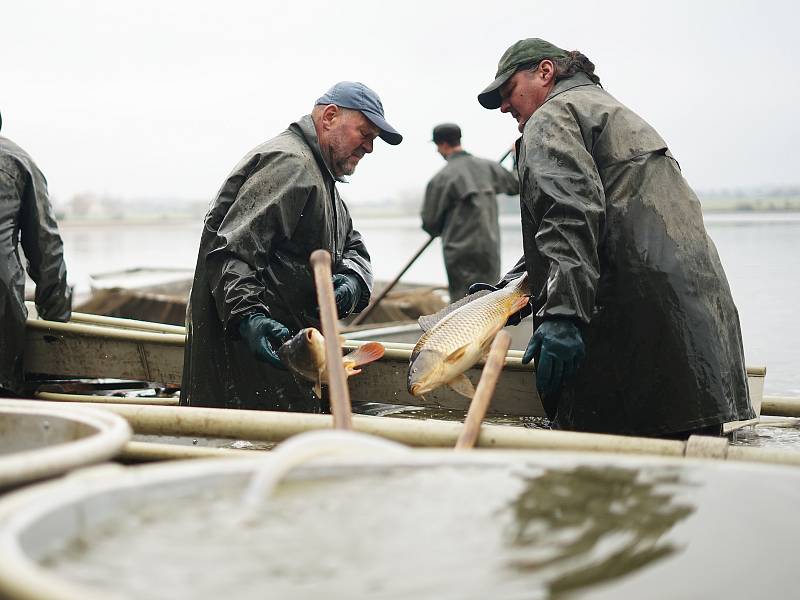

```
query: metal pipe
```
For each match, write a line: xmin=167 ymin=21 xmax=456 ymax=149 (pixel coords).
xmin=26 ymin=318 xmax=185 ymax=346
xmin=36 ymin=391 xmax=178 ymax=406
xmin=68 ymin=311 xmax=186 ymax=335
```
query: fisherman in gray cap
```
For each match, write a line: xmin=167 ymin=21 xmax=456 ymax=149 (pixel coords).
xmin=181 ymin=82 xmax=402 ymax=413
xmin=477 ymin=38 xmax=753 ymax=438
xmin=0 ymin=111 xmax=72 ymax=397
xmin=421 ymin=123 xmax=518 ymax=300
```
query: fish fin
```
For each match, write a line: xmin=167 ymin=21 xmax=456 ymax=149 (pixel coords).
xmin=445 ymin=344 xmax=470 ymax=364
xmin=314 ymin=367 xmax=325 ymax=399
xmin=509 ymin=272 xmax=530 ymax=293
xmin=344 ymin=342 xmax=385 ymax=367
xmin=480 ymin=334 xmax=496 ymax=356
xmin=447 ymin=374 xmax=475 ymax=399
xmin=418 ymin=290 xmax=492 ymax=332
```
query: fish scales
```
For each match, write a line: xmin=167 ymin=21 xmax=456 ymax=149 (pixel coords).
xmin=416 ymin=294 xmax=511 ymax=355
xmin=408 ymin=274 xmax=530 ymax=398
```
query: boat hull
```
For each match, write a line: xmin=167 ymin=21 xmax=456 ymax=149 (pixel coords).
xmin=24 ymin=311 xmax=765 ymax=425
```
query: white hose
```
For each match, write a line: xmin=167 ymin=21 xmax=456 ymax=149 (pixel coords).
xmin=239 ymin=430 xmax=409 ymax=513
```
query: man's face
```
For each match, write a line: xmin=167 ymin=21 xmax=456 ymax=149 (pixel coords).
xmin=326 ymin=109 xmax=380 ymax=177
xmin=499 ymin=64 xmax=553 ymax=132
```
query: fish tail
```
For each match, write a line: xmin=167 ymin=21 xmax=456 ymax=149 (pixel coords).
xmin=343 ymin=342 xmax=385 ymax=367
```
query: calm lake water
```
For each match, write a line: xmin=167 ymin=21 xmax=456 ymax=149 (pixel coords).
xmin=58 ymin=212 xmax=800 ymax=396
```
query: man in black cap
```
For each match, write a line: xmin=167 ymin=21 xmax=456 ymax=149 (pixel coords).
xmin=421 ymin=123 xmax=518 ymax=300
xmin=0 ymin=111 xmax=72 ymax=396
xmin=476 ymin=38 xmax=753 ymax=438
xmin=181 ymin=82 xmax=402 ymax=412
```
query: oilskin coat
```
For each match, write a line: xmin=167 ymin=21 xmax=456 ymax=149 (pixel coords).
xmin=181 ymin=116 xmax=373 ymax=412
xmin=515 ymin=73 xmax=753 ymax=436
xmin=0 ymin=137 xmax=71 ymax=394
xmin=421 ymin=151 xmax=518 ymax=300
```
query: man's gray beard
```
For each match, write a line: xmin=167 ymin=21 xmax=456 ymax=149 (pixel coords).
xmin=335 ymin=157 xmax=359 ymax=177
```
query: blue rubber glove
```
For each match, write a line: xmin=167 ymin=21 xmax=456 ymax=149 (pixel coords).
xmin=332 ymin=273 xmax=362 ymax=319
xmin=238 ymin=313 xmax=291 ymax=370
xmin=522 ymin=319 xmax=585 ymax=395
xmin=468 ymin=282 xmax=532 ymax=326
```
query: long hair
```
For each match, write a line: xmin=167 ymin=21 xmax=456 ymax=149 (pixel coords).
xmin=552 ymin=50 xmax=602 ymax=86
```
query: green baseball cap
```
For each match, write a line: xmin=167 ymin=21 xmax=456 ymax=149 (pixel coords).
xmin=478 ymin=38 xmax=569 ymax=109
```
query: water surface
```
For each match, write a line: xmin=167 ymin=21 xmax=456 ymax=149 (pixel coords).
xmin=41 ymin=456 xmax=800 ymax=599
xmin=57 ymin=212 xmax=800 ymax=396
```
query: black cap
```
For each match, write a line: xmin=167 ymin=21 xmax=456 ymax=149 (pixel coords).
xmin=432 ymin=123 xmax=461 ymax=145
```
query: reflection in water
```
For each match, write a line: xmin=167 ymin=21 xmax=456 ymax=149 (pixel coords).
xmin=506 ymin=466 xmax=695 ymax=598
xmin=353 ymin=402 xmax=550 ymax=428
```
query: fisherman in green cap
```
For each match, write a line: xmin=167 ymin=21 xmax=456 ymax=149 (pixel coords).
xmin=474 ymin=38 xmax=754 ymax=438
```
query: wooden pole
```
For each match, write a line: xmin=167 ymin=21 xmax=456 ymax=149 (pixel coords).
xmin=309 ymin=249 xmax=353 ymax=430
xmin=350 ymin=235 xmax=436 ymax=326
xmin=455 ymin=331 xmax=512 ymax=450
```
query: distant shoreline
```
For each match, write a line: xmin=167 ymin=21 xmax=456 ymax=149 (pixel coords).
xmin=56 ymin=207 xmax=800 ymax=228
xmin=59 ymin=217 xmax=201 ymax=228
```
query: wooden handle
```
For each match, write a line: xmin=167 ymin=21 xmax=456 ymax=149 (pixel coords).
xmin=309 ymin=249 xmax=353 ymax=430
xmin=454 ymin=331 xmax=512 ymax=450
xmin=350 ymin=235 xmax=435 ymax=326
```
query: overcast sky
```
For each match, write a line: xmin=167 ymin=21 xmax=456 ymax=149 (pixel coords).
xmin=2 ymin=0 xmax=798 ymax=206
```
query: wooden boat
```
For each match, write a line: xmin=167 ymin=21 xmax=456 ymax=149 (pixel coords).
xmin=72 ymin=267 xmax=194 ymax=326
xmin=24 ymin=310 xmax=544 ymax=417
xmin=24 ymin=310 xmax=766 ymax=432
xmin=72 ymin=267 xmax=448 ymax=327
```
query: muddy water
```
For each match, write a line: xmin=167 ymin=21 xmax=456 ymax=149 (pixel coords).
xmin=40 ymin=457 xmax=800 ymax=599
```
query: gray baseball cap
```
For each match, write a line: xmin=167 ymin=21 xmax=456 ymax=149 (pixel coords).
xmin=316 ymin=81 xmax=402 ymax=145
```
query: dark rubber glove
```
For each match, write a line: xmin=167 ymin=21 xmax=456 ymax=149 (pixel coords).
xmin=522 ymin=319 xmax=585 ymax=395
xmin=238 ymin=313 xmax=291 ymax=370
xmin=332 ymin=273 xmax=362 ymax=319
xmin=468 ymin=282 xmax=532 ymax=326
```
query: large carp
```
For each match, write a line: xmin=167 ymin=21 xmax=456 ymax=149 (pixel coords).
xmin=407 ymin=274 xmax=529 ymax=398
xmin=278 ymin=328 xmax=385 ymax=398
